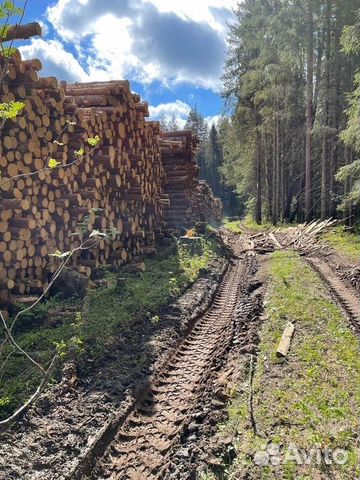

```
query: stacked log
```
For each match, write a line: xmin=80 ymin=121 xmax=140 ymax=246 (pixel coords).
xmin=61 ymin=81 xmax=165 ymax=267
xmin=0 ymin=46 xmax=164 ymax=298
xmin=0 ymin=22 xmax=222 ymax=302
xmin=160 ymin=131 xmax=222 ymax=232
xmin=194 ymin=180 xmax=222 ymax=224
xmin=160 ymin=130 xmax=199 ymax=232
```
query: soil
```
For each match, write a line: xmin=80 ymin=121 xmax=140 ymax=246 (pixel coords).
xmin=0 ymin=230 xmax=358 ymax=480
xmin=0 ymin=257 xmax=227 ymax=480
xmin=306 ymin=256 xmax=360 ymax=329
xmin=323 ymin=251 xmax=360 ymax=293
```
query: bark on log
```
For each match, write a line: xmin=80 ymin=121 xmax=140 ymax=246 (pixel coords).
xmin=0 ymin=22 xmax=42 ymax=42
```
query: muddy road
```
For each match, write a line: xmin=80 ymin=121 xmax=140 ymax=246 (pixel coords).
xmin=76 ymin=255 xmax=260 ymax=480
xmin=0 ymin=227 xmax=358 ymax=480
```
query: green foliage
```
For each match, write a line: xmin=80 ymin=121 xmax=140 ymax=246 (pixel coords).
xmin=322 ymin=226 xmax=360 ymax=261
xmin=223 ymin=218 xmax=242 ymax=233
xmin=53 ymin=339 xmax=67 ymax=360
xmin=185 ymin=106 xmax=208 ymax=141
xmin=221 ymin=0 xmax=360 ymax=221
xmin=75 ymin=147 xmax=85 ymax=157
xmin=49 ymin=248 xmax=72 ymax=258
xmin=341 ymin=10 xmax=360 ymax=55
xmin=0 ymin=296 xmax=82 ymax=420
xmin=0 ymin=1 xmax=22 ymax=20
xmin=0 ymin=101 xmax=24 ymax=119
xmin=338 ymin=36 xmax=360 ymax=207
xmin=87 ymin=135 xmax=100 ymax=147
xmin=48 ymin=158 xmax=61 ymax=169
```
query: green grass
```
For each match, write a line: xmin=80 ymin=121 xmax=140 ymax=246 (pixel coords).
xmin=223 ymin=214 xmax=294 ymax=234
xmin=322 ymin=226 xmax=359 ymax=261
xmin=0 ymin=296 xmax=82 ymax=420
xmin=242 ymin=214 xmax=273 ymax=231
xmin=0 ymin=237 xmax=220 ymax=420
xmin=82 ymin=238 xmax=219 ymax=361
xmin=223 ymin=219 xmax=242 ymax=233
xmin=217 ymin=251 xmax=360 ymax=480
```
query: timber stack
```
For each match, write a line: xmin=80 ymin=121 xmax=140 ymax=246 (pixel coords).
xmin=194 ymin=180 xmax=222 ymax=224
xmin=0 ymin=23 xmax=165 ymax=301
xmin=160 ymin=130 xmax=222 ymax=233
xmin=0 ymin=22 xmax=221 ymax=304
xmin=160 ymin=130 xmax=199 ymax=232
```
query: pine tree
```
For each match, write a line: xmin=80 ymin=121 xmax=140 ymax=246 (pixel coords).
xmin=221 ymin=0 xmax=360 ymax=224
xmin=168 ymin=113 xmax=179 ymax=131
xmin=159 ymin=113 xmax=169 ymax=131
xmin=185 ymin=106 xmax=209 ymax=178
xmin=205 ymin=124 xmax=223 ymax=198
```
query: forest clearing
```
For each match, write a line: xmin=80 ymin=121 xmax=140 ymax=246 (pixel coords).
xmin=0 ymin=1 xmax=359 ymax=479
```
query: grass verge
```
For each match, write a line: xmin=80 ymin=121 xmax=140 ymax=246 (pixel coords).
xmin=81 ymin=237 xmax=219 ymax=363
xmin=216 ymin=251 xmax=360 ymax=480
xmin=322 ymin=226 xmax=359 ymax=261
xmin=0 ymin=236 xmax=220 ymax=420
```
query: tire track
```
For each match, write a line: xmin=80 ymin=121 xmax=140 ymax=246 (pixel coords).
xmin=307 ymin=256 xmax=360 ymax=329
xmin=81 ymin=256 xmax=256 ymax=479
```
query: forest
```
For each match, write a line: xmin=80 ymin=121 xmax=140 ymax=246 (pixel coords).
xmin=174 ymin=1 xmax=360 ymax=228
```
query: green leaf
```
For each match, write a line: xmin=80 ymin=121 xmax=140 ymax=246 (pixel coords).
xmin=89 ymin=229 xmax=109 ymax=239
xmin=87 ymin=135 xmax=101 ymax=147
xmin=48 ymin=158 xmax=61 ymax=169
xmin=0 ymin=101 xmax=24 ymax=119
xmin=75 ymin=147 xmax=85 ymax=157
xmin=49 ymin=249 xmax=72 ymax=258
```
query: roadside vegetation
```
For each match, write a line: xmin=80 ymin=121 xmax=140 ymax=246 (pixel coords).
xmin=0 ymin=236 xmax=220 ymax=420
xmin=322 ymin=226 xmax=360 ymax=261
xmin=215 ymin=251 xmax=360 ymax=479
xmin=223 ymin=215 xmax=273 ymax=233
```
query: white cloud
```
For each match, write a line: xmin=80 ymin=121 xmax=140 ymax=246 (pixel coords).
xmin=44 ymin=0 xmax=236 ymax=90
xmin=149 ymin=100 xmax=191 ymax=118
xmin=146 ymin=0 xmax=235 ymax=32
xmin=149 ymin=100 xmax=191 ymax=128
xmin=19 ymin=38 xmax=89 ymax=82
xmin=205 ymin=114 xmax=221 ymax=126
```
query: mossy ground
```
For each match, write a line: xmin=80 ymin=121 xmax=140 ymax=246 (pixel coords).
xmin=0 ymin=236 xmax=220 ymax=420
xmin=213 ymin=251 xmax=360 ymax=479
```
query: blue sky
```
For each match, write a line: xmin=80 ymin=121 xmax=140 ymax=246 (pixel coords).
xmin=16 ymin=0 xmax=236 ymax=126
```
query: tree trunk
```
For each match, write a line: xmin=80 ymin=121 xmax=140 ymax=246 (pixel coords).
xmin=255 ymin=124 xmax=262 ymax=224
xmin=321 ymin=0 xmax=331 ymax=220
xmin=305 ymin=1 xmax=314 ymax=222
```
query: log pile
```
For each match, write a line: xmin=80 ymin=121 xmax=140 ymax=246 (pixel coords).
xmin=0 ymin=40 xmax=164 ymax=299
xmin=160 ymin=130 xmax=222 ymax=232
xmin=194 ymin=180 xmax=222 ymax=224
xmin=0 ymin=22 xmax=222 ymax=302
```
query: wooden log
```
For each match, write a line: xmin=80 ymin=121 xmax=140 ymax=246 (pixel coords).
xmin=0 ymin=22 xmax=42 ymax=42
xmin=276 ymin=322 xmax=295 ymax=357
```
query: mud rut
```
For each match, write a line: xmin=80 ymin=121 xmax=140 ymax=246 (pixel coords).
xmin=68 ymin=236 xmax=358 ymax=480
xmin=1 ymin=232 xmax=357 ymax=480
xmin=306 ymin=256 xmax=360 ymax=330
xmin=67 ymin=255 xmax=256 ymax=480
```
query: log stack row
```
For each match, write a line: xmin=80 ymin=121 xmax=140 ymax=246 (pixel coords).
xmin=160 ymin=131 xmax=222 ymax=233
xmin=194 ymin=180 xmax=223 ymax=224
xmin=0 ymin=48 xmax=165 ymax=299
xmin=0 ymin=23 xmax=222 ymax=301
